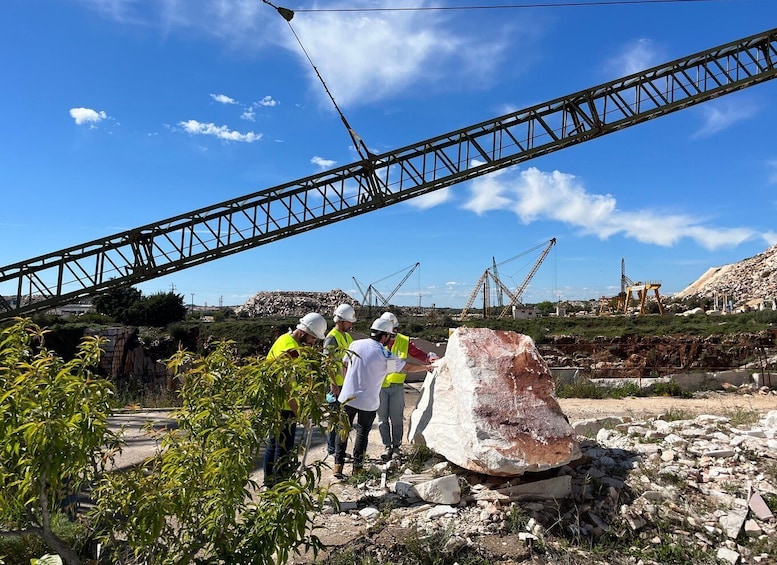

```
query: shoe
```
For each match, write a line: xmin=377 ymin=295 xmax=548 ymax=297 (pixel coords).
xmin=333 ymin=464 xmax=345 ymax=480
xmin=352 ymin=464 xmax=364 ymax=474
xmin=391 ymin=446 xmax=401 ymax=459
xmin=380 ymin=447 xmax=393 ymax=462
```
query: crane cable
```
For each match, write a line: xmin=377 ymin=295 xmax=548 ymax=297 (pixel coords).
xmin=261 ymin=0 xmax=385 ymax=199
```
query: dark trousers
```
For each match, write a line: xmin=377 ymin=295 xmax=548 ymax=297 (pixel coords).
xmin=327 ymin=400 xmax=339 ymax=455
xmin=334 ymin=405 xmax=375 ymax=468
xmin=263 ymin=410 xmax=297 ymax=483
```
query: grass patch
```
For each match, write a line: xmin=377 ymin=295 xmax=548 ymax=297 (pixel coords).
xmin=405 ymin=444 xmax=443 ymax=473
xmin=724 ymin=405 xmax=760 ymax=427
xmin=658 ymin=407 xmax=697 ymax=421
xmin=652 ymin=380 xmax=692 ymax=398
xmin=556 ymin=377 xmax=647 ymax=399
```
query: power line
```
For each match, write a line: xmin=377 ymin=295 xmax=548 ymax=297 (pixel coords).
xmin=293 ymin=0 xmax=730 ymax=14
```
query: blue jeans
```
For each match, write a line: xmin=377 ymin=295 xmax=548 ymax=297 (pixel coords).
xmin=335 ymin=405 xmax=375 ymax=468
xmin=377 ymin=383 xmax=405 ymax=449
xmin=263 ymin=410 xmax=297 ymax=484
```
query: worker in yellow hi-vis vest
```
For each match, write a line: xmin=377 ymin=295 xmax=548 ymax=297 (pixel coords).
xmin=376 ymin=311 xmax=438 ymax=462
xmin=322 ymin=303 xmax=358 ymax=456
xmin=263 ymin=312 xmax=327 ymax=486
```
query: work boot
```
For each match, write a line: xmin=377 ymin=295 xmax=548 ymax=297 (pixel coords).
xmin=380 ymin=446 xmax=393 ymax=461
xmin=333 ymin=464 xmax=345 ymax=480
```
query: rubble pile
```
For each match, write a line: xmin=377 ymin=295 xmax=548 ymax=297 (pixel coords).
xmin=235 ymin=289 xmax=358 ymax=318
xmin=317 ymin=407 xmax=777 ymax=564
xmin=676 ymin=244 xmax=777 ymax=309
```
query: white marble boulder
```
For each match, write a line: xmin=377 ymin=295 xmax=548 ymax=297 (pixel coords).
xmin=408 ymin=327 xmax=580 ymax=476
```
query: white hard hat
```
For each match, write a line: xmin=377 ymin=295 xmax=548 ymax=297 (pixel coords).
xmin=333 ymin=303 xmax=357 ymax=323
xmin=379 ymin=311 xmax=399 ymax=330
xmin=297 ymin=312 xmax=327 ymax=340
xmin=370 ymin=317 xmax=395 ymax=335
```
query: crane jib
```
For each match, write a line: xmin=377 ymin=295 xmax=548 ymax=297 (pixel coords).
xmin=2 ymin=27 xmax=777 ymax=318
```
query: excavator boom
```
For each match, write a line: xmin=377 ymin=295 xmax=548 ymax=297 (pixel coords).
xmin=2 ymin=28 xmax=777 ymax=318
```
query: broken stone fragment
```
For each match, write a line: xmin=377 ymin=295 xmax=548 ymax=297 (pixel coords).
xmin=409 ymin=327 xmax=580 ymax=476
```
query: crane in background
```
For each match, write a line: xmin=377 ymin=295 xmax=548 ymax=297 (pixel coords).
xmin=598 ymin=259 xmax=664 ymax=315
xmin=619 ymin=258 xmax=665 ymax=315
xmin=497 ymin=238 xmax=556 ymax=319
xmin=460 ymin=238 xmax=555 ymax=319
xmin=1 ymin=28 xmax=776 ymax=319
xmin=353 ymin=262 xmax=420 ymax=316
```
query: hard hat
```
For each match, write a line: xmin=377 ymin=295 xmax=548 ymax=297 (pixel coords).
xmin=297 ymin=312 xmax=327 ymax=340
xmin=370 ymin=317 xmax=395 ymax=335
xmin=333 ymin=303 xmax=357 ymax=323
xmin=379 ymin=311 xmax=399 ymax=330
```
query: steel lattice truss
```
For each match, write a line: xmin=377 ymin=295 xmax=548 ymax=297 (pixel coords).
xmin=2 ymin=27 xmax=777 ymax=318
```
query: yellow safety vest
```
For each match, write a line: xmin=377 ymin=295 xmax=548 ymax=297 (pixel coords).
xmin=266 ymin=332 xmax=300 ymax=410
xmin=267 ymin=332 xmax=299 ymax=361
xmin=326 ymin=328 xmax=353 ymax=385
xmin=383 ymin=333 xmax=409 ymax=387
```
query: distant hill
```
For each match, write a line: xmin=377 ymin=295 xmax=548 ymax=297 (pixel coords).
xmin=675 ymin=244 xmax=777 ymax=309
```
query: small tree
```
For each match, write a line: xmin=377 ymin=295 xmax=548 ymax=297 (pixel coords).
xmin=93 ymin=286 xmax=142 ymax=322
xmin=93 ymin=341 xmax=341 ymax=564
xmin=127 ymin=291 xmax=188 ymax=327
xmin=0 ymin=319 xmax=120 ymax=565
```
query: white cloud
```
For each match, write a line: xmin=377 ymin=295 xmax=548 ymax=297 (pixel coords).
xmin=763 ymin=231 xmax=777 ymax=246
xmin=606 ymin=38 xmax=660 ymax=77
xmin=287 ymin=2 xmax=508 ymax=107
xmin=692 ymin=99 xmax=757 ymax=138
xmin=462 ymin=166 xmax=759 ymax=251
xmin=257 ymin=96 xmax=278 ymax=107
xmin=80 ymin=1 xmax=517 ymax=109
xmin=241 ymin=110 xmax=256 ymax=121
xmin=407 ymin=188 xmax=451 ymax=209
xmin=766 ymin=159 xmax=777 ymax=184
xmin=178 ymin=120 xmax=262 ymax=142
xmin=210 ymin=93 xmax=238 ymax=105
xmin=461 ymin=166 xmax=513 ymax=214
xmin=310 ymin=156 xmax=336 ymax=170
xmin=69 ymin=107 xmax=108 ymax=125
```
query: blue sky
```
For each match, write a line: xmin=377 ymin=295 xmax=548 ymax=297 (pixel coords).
xmin=2 ymin=0 xmax=777 ymax=310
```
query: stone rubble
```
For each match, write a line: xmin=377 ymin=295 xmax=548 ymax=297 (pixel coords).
xmin=674 ymin=243 xmax=777 ymax=310
xmin=320 ymin=407 xmax=777 ymax=564
xmin=235 ymin=289 xmax=358 ymax=318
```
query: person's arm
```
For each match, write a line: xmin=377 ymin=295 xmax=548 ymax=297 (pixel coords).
xmin=407 ymin=340 xmax=429 ymax=364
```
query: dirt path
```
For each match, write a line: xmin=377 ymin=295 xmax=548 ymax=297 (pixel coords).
xmin=557 ymin=391 xmax=777 ymax=421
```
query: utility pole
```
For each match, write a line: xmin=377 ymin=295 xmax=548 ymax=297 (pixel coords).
xmin=190 ymin=293 xmax=195 ymax=313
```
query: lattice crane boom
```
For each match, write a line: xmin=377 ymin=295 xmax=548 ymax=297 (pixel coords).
xmin=2 ymin=28 xmax=777 ymax=318
xmin=498 ymin=238 xmax=556 ymax=319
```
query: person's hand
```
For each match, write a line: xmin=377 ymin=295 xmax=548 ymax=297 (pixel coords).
xmin=427 ymin=352 xmax=440 ymax=363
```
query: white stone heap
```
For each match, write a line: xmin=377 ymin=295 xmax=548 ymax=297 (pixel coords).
xmin=408 ymin=327 xmax=580 ymax=476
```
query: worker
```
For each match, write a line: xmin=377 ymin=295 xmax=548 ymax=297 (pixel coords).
xmin=322 ymin=303 xmax=358 ymax=456
xmin=377 ymin=311 xmax=438 ymax=462
xmin=333 ymin=317 xmax=434 ymax=479
xmin=262 ymin=312 xmax=327 ymax=486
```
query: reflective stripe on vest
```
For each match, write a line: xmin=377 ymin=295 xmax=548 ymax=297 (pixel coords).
xmin=383 ymin=333 xmax=409 ymax=386
xmin=326 ymin=328 xmax=353 ymax=385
